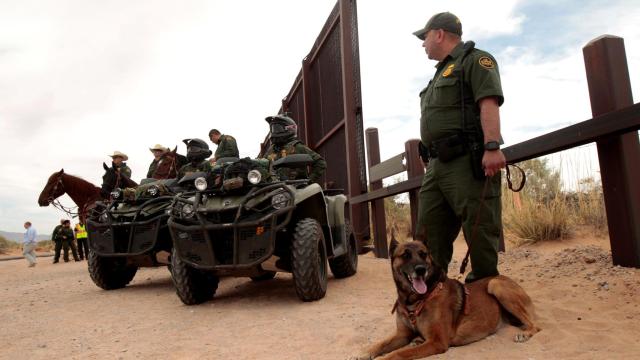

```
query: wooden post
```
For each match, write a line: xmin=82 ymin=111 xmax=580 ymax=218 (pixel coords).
xmin=366 ymin=128 xmax=388 ymax=258
xmin=404 ymin=140 xmax=424 ymax=239
xmin=583 ymin=35 xmax=640 ymax=267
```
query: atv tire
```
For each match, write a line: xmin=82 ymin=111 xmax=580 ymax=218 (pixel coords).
xmin=170 ymin=247 xmax=219 ymax=305
xmin=291 ymin=218 xmax=328 ymax=301
xmin=87 ymin=250 xmax=138 ymax=290
xmin=328 ymin=220 xmax=358 ymax=278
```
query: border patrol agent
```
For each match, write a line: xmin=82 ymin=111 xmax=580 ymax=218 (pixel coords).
xmin=108 ymin=151 xmax=132 ymax=179
xmin=261 ymin=114 xmax=326 ymax=185
xmin=209 ymin=129 xmax=239 ymax=162
xmin=178 ymin=138 xmax=213 ymax=178
xmin=413 ymin=12 xmax=507 ymax=283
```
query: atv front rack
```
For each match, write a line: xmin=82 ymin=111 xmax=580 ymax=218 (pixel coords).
xmin=87 ymin=196 xmax=173 ymax=257
xmin=169 ymin=183 xmax=295 ymax=270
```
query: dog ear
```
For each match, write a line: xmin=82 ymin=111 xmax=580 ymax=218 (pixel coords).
xmin=389 ymin=231 xmax=399 ymax=257
xmin=103 ymin=162 xmax=109 ymax=171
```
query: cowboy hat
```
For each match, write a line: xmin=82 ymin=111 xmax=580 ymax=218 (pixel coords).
xmin=108 ymin=151 xmax=128 ymax=161
xmin=149 ymin=144 xmax=169 ymax=153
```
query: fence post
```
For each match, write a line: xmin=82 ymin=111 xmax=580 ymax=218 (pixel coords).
xmin=366 ymin=128 xmax=388 ymax=258
xmin=404 ymin=140 xmax=424 ymax=239
xmin=583 ymin=35 xmax=640 ymax=268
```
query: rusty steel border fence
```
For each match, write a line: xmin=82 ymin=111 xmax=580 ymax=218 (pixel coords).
xmin=261 ymin=0 xmax=371 ymax=247
xmin=353 ymin=35 xmax=640 ymax=267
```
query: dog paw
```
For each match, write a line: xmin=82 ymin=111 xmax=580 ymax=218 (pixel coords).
xmin=513 ymin=333 xmax=531 ymax=343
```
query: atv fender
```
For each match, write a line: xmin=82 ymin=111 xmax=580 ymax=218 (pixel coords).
xmin=291 ymin=183 xmax=336 ymax=257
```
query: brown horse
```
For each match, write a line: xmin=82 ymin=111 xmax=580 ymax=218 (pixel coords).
xmin=151 ymin=147 xmax=186 ymax=179
xmin=38 ymin=169 xmax=102 ymax=222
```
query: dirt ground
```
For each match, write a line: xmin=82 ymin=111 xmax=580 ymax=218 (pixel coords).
xmin=1 ymin=231 xmax=639 ymax=360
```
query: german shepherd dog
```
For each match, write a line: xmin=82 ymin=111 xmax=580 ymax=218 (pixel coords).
xmin=353 ymin=239 xmax=540 ymax=359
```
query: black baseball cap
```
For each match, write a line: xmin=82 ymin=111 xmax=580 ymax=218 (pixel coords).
xmin=413 ymin=12 xmax=462 ymax=40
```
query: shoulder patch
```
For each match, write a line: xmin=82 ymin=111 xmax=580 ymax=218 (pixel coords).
xmin=442 ymin=64 xmax=455 ymax=77
xmin=478 ymin=56 xmax=495 ymax=69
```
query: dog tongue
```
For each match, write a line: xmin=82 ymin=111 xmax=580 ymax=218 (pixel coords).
xmin=412 ymin=277 xmax=428 ymax=294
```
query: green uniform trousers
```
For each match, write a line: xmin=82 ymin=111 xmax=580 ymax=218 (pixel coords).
xmin=416 ymin=153 xmax=502 ymax=283
xmin=54 ymin=240 xmax=80 ymax=262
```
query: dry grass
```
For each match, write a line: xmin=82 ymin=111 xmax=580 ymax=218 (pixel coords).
xmin=0 ymin=236 xmax=21 ymax=254
xmin=374 ymin=156 xmax=607 ymax=246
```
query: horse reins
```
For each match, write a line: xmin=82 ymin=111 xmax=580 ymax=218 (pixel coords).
xmin=459 ymin=163 xmax=526 ymax=275
xmin=47 ymin=175 xmax=81 ymax=218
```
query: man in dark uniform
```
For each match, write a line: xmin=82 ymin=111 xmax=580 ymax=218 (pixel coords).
xmin=51 ymin=219 xmax=64 ymax=264
xmin=109 ymin=151 xmax=132 ymax=178
xmin=178 ymin=138 xmax=213 ymax=178
xmin=261 ymin=114 xmax=326 ymax=185
xmin=209 ymin=129 xmax=239 ymax=163
xmin=53 ymin=219 xmax=79 ymax=263
xmin=413 ymin=12 xmax=506 ymax=283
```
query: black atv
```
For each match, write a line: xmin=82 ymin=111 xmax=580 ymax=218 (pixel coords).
xmin=168 ymin=155 xmax=358 ymax=305
xmin=86 ymin=179 xmax=181 ymax=290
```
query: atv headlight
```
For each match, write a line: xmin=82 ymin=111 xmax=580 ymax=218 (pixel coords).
xmin=181 ymin=203 xmax=195 ymax=218
xmin=247 ymin=170 xmax=262 ymax=185
xmin=110 ymin=188 xmax=122 ymax=199
xmin=147 ymin=185 xmax=160 ymax=197
xmin=194 ymin=177 xmax=208 ymax=191
xmin=271 ymin=192 xmax=291 ymax=210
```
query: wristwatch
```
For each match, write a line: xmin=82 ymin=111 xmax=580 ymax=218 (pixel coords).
xmin=484 ymin=141 xmax=500 ymax=151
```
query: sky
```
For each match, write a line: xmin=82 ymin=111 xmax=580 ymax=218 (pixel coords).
xmin=1 ymin=0 xmax=638 ymax=233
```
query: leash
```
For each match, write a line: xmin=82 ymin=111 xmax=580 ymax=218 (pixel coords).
xmin=458 ymin=163 xmax=526 ymax=275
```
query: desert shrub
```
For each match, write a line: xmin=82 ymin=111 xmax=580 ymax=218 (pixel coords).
xmin=567 ymin=177 xmax=607 ymax=232
xmin=502 ymin=159 xmax=572 ymax=243
xmin=0 ymin=236 xmax=20 ymax=254
xmin=503 ymin=192 xmax=573 ymax=244
xmin=36 ymin=240 xmax=55 ymax=252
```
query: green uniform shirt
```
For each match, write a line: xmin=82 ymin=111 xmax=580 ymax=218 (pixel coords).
xmin=420 ymin=41 xmax=503 ymax=147
xmin=117 ymin=163 xmax=132 ymax=179
xmin=147 ymin=159 xmax=160 ymax=178
xmin=214 ymin=135 xmax=239 ymax=160
xmin=51 ymin=224 xmax=62 ymax=241
xmin=262 ymin=139 xmax=326 ymax=184
xmin=55 ymin=227 xmax=74 ymax=242
xmin=178 ymin=160 xmax=213 ymax=178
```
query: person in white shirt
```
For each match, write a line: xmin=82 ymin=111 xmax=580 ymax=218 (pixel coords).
xmin=23 ymin=221 xmax=38 ymax=267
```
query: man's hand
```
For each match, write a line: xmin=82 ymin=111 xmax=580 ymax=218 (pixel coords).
xmin=482 ymin=150 xmax=506 ymax=177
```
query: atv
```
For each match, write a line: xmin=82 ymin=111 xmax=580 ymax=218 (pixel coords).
xmin=86 ymin=179 xmax=181 ymax=290
xmin=167 ymin=155 xmax=358 ymax=305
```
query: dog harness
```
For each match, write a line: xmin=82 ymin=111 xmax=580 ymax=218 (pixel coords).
xmin=392 ymin=282 xmax=444 ymax=327
xmin=392 ymin=281 xmax=471 ymax=329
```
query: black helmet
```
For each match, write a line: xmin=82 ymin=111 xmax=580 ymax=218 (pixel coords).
xmin=265 ymin=114 xmax=297 ymax=145
xmin=183 ymin=138 xmax=212 ymax=162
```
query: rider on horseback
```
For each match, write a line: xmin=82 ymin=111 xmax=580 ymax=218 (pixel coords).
xmin=109 ymin=151 xmax=132 ymax=178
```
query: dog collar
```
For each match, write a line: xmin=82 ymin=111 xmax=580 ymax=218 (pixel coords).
xmin=392 ymin=282 xmax=444 ymax=327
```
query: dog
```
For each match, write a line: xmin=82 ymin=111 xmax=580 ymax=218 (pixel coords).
xmin=353 ymin=239 xmax=540 ymax=359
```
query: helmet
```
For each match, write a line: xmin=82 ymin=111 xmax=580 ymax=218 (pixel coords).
xmin=183 ymin=138 xmax=212 ymax=162
xmin=265 ymin=114 xmax=297 ymax=145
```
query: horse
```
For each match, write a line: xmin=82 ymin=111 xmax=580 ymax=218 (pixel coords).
xmin=101 ymin=162 xmax=138 ymax=198
xmin=38 ymin=169 xmax=102 ymax=222
xmin=151 ymin=147 xmax=187 ymax=180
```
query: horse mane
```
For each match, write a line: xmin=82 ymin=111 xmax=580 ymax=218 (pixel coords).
xmin=61 ymin=172 xmax=101 ymax=192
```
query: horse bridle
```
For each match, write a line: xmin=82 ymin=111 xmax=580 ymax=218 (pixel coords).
xmin=47 ymin=174 xmax=80 ymax=218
